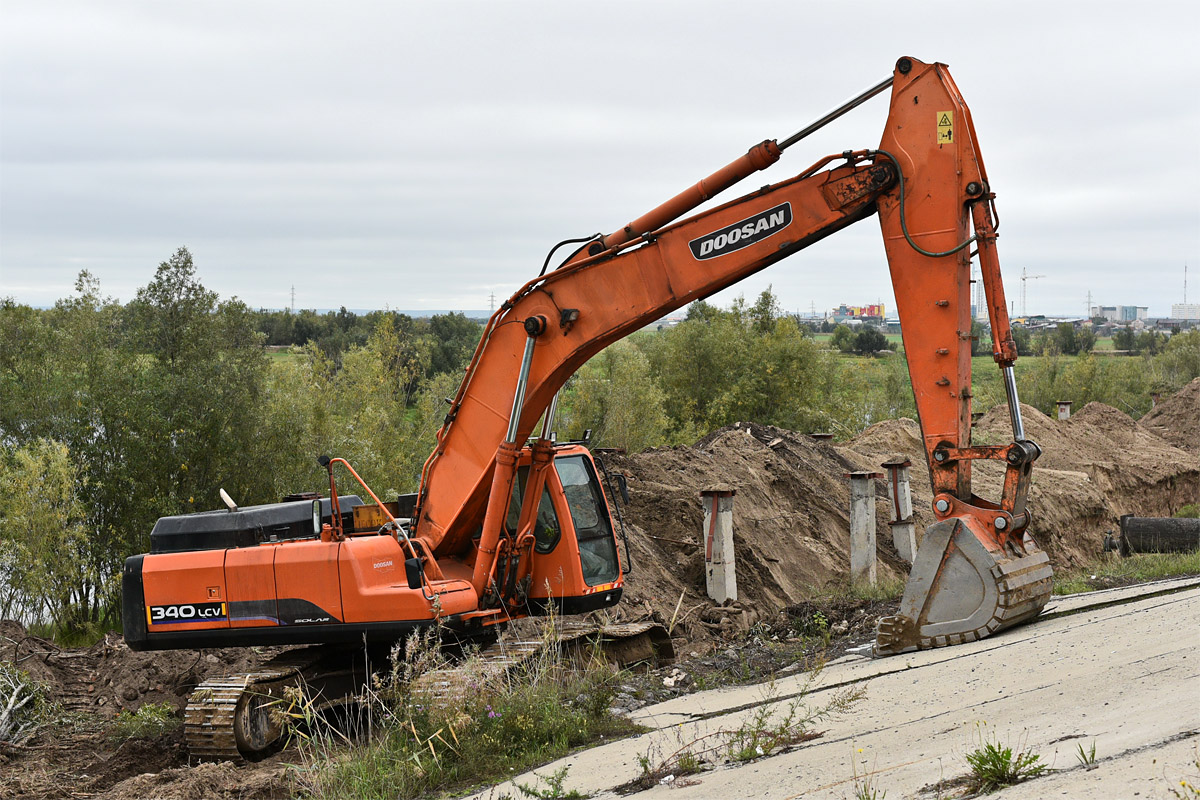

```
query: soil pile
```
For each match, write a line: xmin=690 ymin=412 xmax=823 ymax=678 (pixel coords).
xmin=601 ymin=422 xmax=911 ymax=640
xmin=0 ymin=623 xmax=279 ymax=720
xmin=1139 ymin=376 xmax=1200 ymax=452
xmin=613 ymin=391 xmax=1200 ymax=634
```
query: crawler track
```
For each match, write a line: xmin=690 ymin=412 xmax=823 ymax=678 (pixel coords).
xmin=183 ymin=621 xmax=673 ymax=762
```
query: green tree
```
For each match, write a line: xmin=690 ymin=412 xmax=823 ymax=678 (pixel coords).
xmin=126 ymin=248 xmax=276 ymax=518
xmin=1153 ymin=329 xmax=1200 ymax=390
xmin=0 ymin=440 xmax=102 ymax=632
xmin=853 ymin=326 xmax=889 ymax=355
xmin=427 ymin=312 xmax=481 ymax=379
xmin=1053 ymin=323 xmax=1080 ymax=355
xmin=1113 ymin=325 xmax=1136 ymax=351
xmin=830 ymin=324 xmax=856 ymax=353
xmin=557 ymin=340 xmax=670 ymax=452
xmin=1075 ymin=326 xmax=1097 ymax=354
xmin=1011 ymin=326 xmax=1033 ymax=356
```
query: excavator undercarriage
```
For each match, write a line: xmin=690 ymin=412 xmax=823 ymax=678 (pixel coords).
xmin=183 ymin=622 xmax=673 ymax=762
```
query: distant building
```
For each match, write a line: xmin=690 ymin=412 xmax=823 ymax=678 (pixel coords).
xmin=1171 ymin=303 xmax=1200 ymax=320
xmin=832 ymin=303 xmax=885 ymax=323
xmin=1091 ymin=305 xmax=1148 ymax=322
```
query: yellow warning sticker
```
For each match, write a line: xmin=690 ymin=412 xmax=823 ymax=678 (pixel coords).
xmin=937 ymin=110 xmax=954 ymax=144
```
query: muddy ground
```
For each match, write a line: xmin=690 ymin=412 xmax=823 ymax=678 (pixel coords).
xmin=2 ymin=379 xmax=1197 ymax=799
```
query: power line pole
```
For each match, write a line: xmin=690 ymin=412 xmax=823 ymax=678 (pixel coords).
xmin=489 ymin=292 xmax=496 ymax=315
xmin=290 ymin=285 xmax=295 ymax=314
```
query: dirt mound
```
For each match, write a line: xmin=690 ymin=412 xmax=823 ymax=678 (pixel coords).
xmin=100 ymin=760 xmax=291 ymax=800
xmin=614 ymin=404 xmax=1200 ymax=639
xmin=0 ymin=626 xmax=283 ymax=719
xmin=1140 ymin=377 xmax=1200 ymax=452
xmin=606 ymin=422 xmax=910 ymax=642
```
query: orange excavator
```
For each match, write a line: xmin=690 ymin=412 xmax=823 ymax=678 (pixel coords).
xmin=123 ymin=57 xmax=1052 ymax=759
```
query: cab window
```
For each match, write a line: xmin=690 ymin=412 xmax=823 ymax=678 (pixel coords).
xmin=505 ymin=465 xmax=561 ymax=554
xmin=554 ymin=455 xmax=619 ymax=585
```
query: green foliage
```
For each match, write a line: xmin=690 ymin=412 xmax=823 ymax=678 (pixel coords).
xmin=642 ymin=293 xmax=838 ymax=435
xmin=830 ymin=323 xmax=856 ymax=353
xmin=1052 ymin=551 xmax=1200 ymax=595
xmin=626 ymin=672 xmax=864 ymax=794
xmin=964 ymin=732 xmax=1047 ymax=792
xmin=1075 ymin=739 xmax=1097 ymax=767
xmin=512 ymin=767 xmax=589 ymax=799
xmin=0 ymin=440 xmax=101 ymax=630
xmin=108 ymin=702 xmax=180 ymax=742
xmin=1012 ymin=353 xmax=1159 ymax=418
xmin=853 ymin=326 xmax=889 ymax=355
xmin=1156 ymin=329 xmax=1200 ymax=389
xmin=557 ymin=340 xmax=672 ymax=452
xmin=1176 ymin=504 xmax=1200 ymax=519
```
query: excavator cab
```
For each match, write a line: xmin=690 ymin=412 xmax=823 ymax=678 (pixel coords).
xmin=490 ymin=444 xmax=625 ymax=616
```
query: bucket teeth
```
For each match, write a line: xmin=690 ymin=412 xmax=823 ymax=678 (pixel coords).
xmin=874 ymin=518 xmax=1053 ymax=656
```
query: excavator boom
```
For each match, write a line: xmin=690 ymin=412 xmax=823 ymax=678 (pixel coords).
xmin=415 ymin=56 xmax=1052 ymax=653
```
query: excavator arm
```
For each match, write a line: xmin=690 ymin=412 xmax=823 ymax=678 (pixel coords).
xmin=414 ymin=57 xmax=1052 ymax=654
xmin=415 ymin=152 xmax=894 ymax=554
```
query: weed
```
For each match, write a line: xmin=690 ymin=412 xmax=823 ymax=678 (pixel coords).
xmin=0 ymin=661 xmax=51 ymax=744
xmin=963 ymin=727 xmax=1046 ymax=793
xmin=850 ymin=751 xmax=886 ymax=799
xmin=620 ymin=660 xmax=866 ymax=794
xmin=822 ymin=577 xmax=907 ymax=604
xmin=107 ymin=702 xmax=180 ymax=741
xmin=1075 ymin=739 xmax=1097 ymax=767
xmin=1168 ymin=747 xmax=1200 ymax=799
xmin=513 ymin=766 xmax=588 ymax=799
xmin=1175 ymin=504 xmax=1200 ymax=519
xmin=792 ymin=610 xmax=831 ymax=646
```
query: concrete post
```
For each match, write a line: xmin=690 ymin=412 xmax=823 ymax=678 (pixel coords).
xmin=846 ymin=472 xmax=880 ymax=587
xmin=701 ymin=487 xmax=737 ymax=604
xmin=1056 ymin=400 xmax=1072 ymax=420
xmin=881 ymin=459 xmax=918 ymax=564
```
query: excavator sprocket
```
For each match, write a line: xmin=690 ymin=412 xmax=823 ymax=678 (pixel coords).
xmin=185 ymin=645 xmax=370 ymax=762
xmin=875 ymin=518 xmax=1053 ymax=656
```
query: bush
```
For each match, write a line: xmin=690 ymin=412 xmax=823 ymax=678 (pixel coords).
xmin=108 ymin=702 xmax=180 ymax=741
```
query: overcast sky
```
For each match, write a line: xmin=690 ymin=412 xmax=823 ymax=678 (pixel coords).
xmin=2 ymin=1 xmax=1197 ymax=319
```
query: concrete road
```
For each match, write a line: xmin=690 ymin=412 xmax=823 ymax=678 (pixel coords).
xmin=470 ymin=578 xmax=1200 ymax=799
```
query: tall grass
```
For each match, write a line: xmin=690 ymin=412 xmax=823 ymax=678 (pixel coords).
xmin=1052 ymin=552 xmax=1200 ymax=595
xmin=292 ymin=622 xmax=637 ymax=800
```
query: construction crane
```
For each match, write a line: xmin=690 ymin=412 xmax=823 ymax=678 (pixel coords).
xmin=1021 ymin=268 xmax=1045 ymax=317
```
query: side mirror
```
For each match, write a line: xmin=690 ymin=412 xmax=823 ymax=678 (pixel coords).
xmin=405 ymin=557 xmax=425 ymax=591
xmin=311 ymin=499 xmax=323 ymax=536
xmin=616 ymin=474 xmax=629 ymax=504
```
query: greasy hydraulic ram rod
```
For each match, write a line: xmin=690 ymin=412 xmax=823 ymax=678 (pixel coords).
xmin=580 ymin=74 xmax=895 ymax=258
xmin=777 ymin=76 xmax=894 ymax=150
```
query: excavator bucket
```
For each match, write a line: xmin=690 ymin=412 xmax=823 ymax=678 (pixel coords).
xmin=875 ymin=517 xmax=1053 ymax=655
